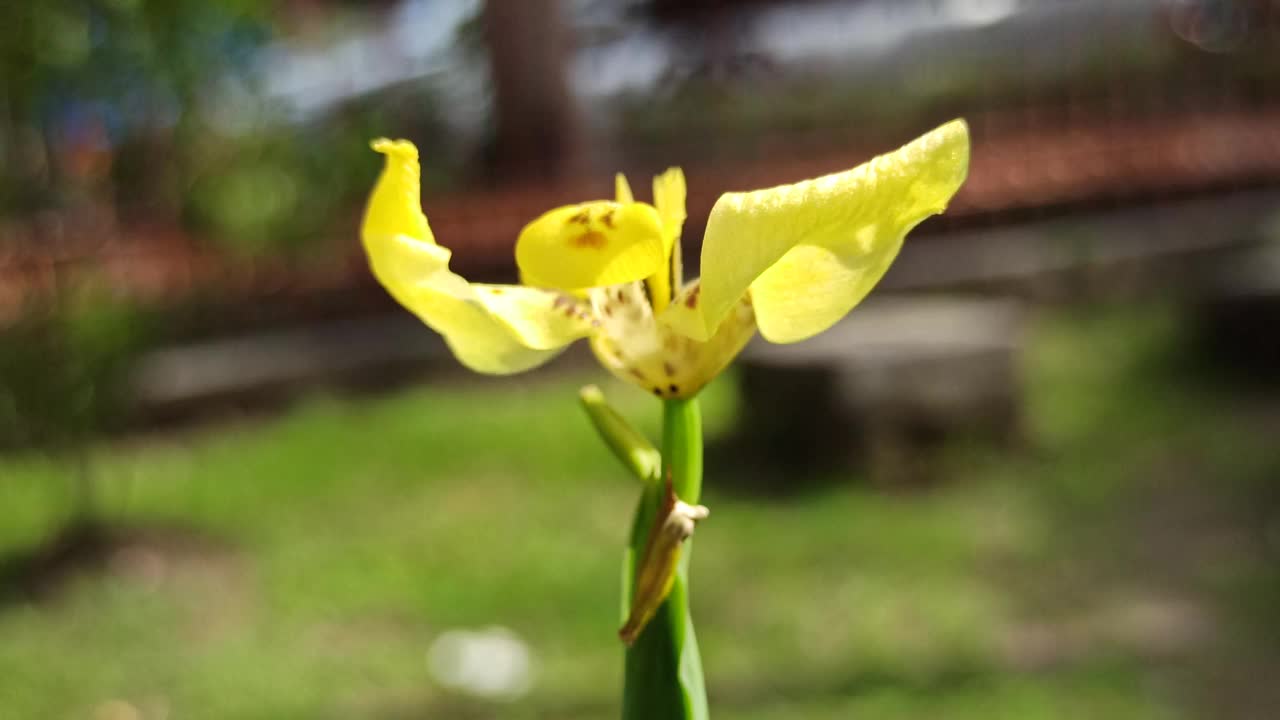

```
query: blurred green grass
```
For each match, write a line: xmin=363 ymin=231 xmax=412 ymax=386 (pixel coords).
xmin=0 ymin=304 xmax=1276 ymax=719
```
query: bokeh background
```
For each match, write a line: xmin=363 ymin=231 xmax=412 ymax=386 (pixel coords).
xmin=2 ymin=1 xmax=1280 ymax=718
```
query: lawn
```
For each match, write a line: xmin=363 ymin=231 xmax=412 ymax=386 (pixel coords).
xmin=0 ymin=304 xmax=1276 ymax=719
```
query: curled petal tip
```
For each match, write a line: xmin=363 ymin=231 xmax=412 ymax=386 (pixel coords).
xmin=370 ymin=137 xmax=418 ymax=159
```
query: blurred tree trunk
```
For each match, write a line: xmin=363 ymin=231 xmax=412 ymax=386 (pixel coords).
xmin=483 ymin=0 xmax=582 ymax=181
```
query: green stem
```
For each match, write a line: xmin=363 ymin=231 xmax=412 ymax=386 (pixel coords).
xmin=622 ymin=396 xmax=708 ymax=720
xmin=662 ymin=397 xmax=703 ymax=504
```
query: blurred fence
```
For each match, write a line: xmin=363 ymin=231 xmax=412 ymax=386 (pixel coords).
xmin=1 ymin=0 xmax=1279 ymax=423
xmin=4 ymin=98 xmax=1278 ymax=326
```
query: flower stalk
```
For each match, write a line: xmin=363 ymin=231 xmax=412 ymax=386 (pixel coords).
xmin=620 ymin=396 xmax=708 ymax=720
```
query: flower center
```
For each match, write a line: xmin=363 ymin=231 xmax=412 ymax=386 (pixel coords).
xmin=588 ymin=281 xmax=757 ymax=399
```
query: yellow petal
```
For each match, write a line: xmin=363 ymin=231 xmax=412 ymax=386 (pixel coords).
xmin=363 ymin=138 xmax=449 ymax=308
xmin=615 ymin=173 xmax=634 ymax=204
xmin=471 ymin=284 xmax=595 ymax=351
xmin=363 ymin=139 xmax=594 ymax=374
xmin=653 ymin=167 xmax=687 ymax=262
xmin=515 ymin=201 xmax=665 ymax=291
xmin=668 ymin=119 xmax=969 ymax=342
xmin=419 ymin=285 xmax=574 ymax=374
xmin=643 ymin=167 xmax=687 ymax=314
xmin=364 ymin=138 xmax=433 ymax=246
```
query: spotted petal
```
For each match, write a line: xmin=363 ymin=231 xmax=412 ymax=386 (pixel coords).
xmin=663 ymin=120 xmax=969 ymax=343
xmin=589 ymin=280 xmax=755 ymax=399
xmin=516 ymin=201 xmax=665 ymax=292
xmin=363 ymin=139 xmax=594 ymax=374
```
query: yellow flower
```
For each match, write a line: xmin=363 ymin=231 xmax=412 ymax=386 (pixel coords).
xmin=361 ymin=121 xmax=969 ymax=398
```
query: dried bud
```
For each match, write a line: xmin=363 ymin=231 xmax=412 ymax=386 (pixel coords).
xmin=619 ymin=475 xmax=709 ymax=646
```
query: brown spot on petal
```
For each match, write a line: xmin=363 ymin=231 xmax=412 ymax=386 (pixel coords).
xmin=629 ymin=368 xmax=647 ymax=381
xmin=601 ymin=209 xmax=617 ymax=229
xmin=567 ymin=210 xmax=590 ymax=225
xmin=668 ymin=383 xmax=679 ymax=394
xmin=684 ymin=287 xmax=700 ymax=309
xmin=489 ymin=287 xmax=504 ymax=295
xmin=663 ymin=361 xmax=676 ymax=377
xmin=572 ymin=231 xmax=607 ymax=249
